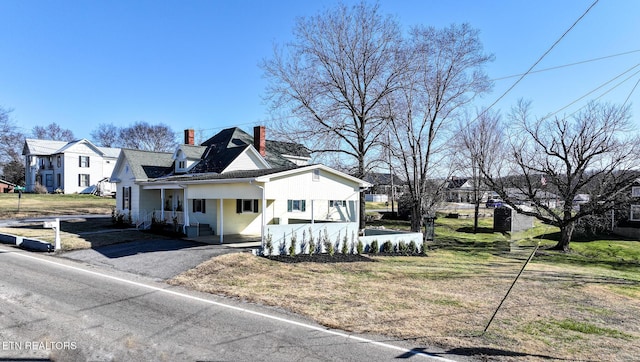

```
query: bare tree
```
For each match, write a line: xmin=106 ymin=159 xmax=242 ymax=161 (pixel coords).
xmin=0 ymin=106 xmax=24 ymax=164
xmin=483 ymin=101 xmax=640 ymax=251
xmin=32 ymin=123 xmax=75 ymax=141
xmin=91 ymin=123 xmax=120 ymax=147
xmin=386 ymin=23 xmax=493 ymax=233
xmin=455 ymin=109 xmax=503 ymax=233
xmin=119 ymin=121 xmax=177 ymax=152
xmin=262 ymin=1 xmax=406 ymax=229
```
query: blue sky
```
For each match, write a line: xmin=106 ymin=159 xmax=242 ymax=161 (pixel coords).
xmin=1 ymin=0 xmax=639 ymax=142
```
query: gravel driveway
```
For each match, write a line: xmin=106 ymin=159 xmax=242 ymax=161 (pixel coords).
xmin=60 ymin=239 xmax=255 ymax=280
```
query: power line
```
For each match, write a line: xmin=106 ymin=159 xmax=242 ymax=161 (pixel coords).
xmin=491 ymin=49 xmax=640 ymax=81
xmin=546 ymin=63 xmax=640 ymax=117
xmin=481 ymin=0 xmax=600 ymax=113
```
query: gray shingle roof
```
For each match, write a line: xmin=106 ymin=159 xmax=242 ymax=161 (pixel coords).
xmin=194 ymin=127 xmax=310 ymax=172
xmin=178 ymin=144 xmax=207 ymax=159
xmin=120 ymin=148 xmax=174 ymax=180
xmin=23 ymin=138 xmax=120 ymax=158
xmin=147 ymin=166 xmax=298 ymax=183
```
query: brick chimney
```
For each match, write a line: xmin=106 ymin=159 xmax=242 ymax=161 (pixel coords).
xmin=253 ymin=126 xmax=266 ymax=156
xmin=184 ymin=129 xmax=195 ymax=145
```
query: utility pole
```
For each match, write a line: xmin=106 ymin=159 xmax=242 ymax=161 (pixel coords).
xmin=387 ymin=131 xmax=395 ymax=214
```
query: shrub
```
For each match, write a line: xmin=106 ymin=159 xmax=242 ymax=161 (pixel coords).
xmin=34 ymin=183 xmax=48 ymax=194
xmin=408 ymin=240 xmax=418 ymax=254
xmin=341 ymin=234 xmax=349 ymax=254
xmin=381 ymin=240 xmax=394 ymax=253
xmin=289 ymin=231 xmax=297 ymax=256
xmin=398 ymin=240 xmax=409 ymax=254
xmin=422 ymin=240 xmax=429 ymax=256
xmin=370 ymin=240 xmax=379 ymax=254
xmin=325 ymin=239 xmax=335 ymax=256
xmin=308 ymin=228 xmax=316 ymax=255
xmin=356 ymin=239 xmax=364 ymax=254
xmin=265 ymin=233 xmax=273 ymax=256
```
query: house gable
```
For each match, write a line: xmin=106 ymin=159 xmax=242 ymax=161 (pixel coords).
xmin=221 ymin=146 xmax=270 ymax=173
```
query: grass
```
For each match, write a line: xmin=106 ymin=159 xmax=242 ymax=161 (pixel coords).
xmin=170 ymin=213 xmax=640 ymax=361
xmin=0 ymin=216 xmax=170 ymax=250
xmin=0 ymin=194 xmax=164 ymax=250
xmin=2 ymin=197 xmax=639 ymax=360
xmin=0 ymin=193 xmax=115 ymax=219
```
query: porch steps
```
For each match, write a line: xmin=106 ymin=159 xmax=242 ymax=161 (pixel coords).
xmin=197 ymin=223 xmax=214 ymax=236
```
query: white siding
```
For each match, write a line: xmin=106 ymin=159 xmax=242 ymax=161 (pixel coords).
xmin=264 ymin=168 xmax=360 ymax=225
xmin=223 ymin=150 xmax=266 ymax=173
xmin=187 ymin=183 xmax=261 ymax=200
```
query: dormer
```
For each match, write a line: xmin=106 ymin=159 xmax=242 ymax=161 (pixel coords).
xmin=173 ymin=145 xmax=206 ymax=174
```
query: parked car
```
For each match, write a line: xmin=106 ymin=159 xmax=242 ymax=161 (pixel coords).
xmin=486 ymin=199 xmax=503 ymax=208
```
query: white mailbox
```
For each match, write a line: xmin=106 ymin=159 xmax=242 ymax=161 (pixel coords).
xmin=43 ymin=218 xmax=61 ymax=251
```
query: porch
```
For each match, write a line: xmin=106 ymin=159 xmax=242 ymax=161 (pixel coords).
xmin=184 ymin=233 xmax=262 ymax=247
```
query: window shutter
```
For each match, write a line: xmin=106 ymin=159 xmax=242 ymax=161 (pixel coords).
xmin=87 ymin=157 xmax=90 ymax=168
xmin=122 ymin=187 xmax=125 ymax=209
xmin=78 ymin=175 xmax=81 ymax=187
xmin=253 ymin=199 xmax=258 ymax=213
xmin=287 ymin=200 xmax=292 ymax=212
xmin=301 ymin=200 xmax=306 ymax=212
xmin=236 ymin=199 xmax=242 ymax=213
xmin=202 ymin=200 xmax=206 ymax=214
xmin=79 ymin=156 xmax=82 ymax=167
xmin=193 ymin=200 xmax=196 ymax=213
xmin=128 ymin=187 xmax=132 ymax=210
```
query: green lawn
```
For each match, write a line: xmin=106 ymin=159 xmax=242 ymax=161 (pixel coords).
xmin=0 ymin=193 xmax=115 ymax=219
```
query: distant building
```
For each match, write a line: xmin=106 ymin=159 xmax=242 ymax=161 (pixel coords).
xmin=0 ymin=179 xmax=16 ymax=193
xmin=22 ymin=139 xmax=120 ymax=194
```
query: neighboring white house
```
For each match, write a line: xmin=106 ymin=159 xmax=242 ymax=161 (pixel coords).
xmin=110 ymin=126 xmax=372 ymax=247
xmin=22 ymin=139 xmax=121 ymax=194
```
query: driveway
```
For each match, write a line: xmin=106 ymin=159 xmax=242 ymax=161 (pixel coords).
xmin=61 ymin=239 xmax=256 ymax=280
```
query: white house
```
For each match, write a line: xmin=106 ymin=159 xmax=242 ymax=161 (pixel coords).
xmin=110 ymin=126 xmax=372 ymax=247
xmin=22 ymin=139 xmax=121 ymax=194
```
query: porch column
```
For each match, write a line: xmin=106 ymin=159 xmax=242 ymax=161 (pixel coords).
xmin=183 ymin=187 xmax=189 ymax=230
xmin=160 ymin=189 xmax=165 ymax=221
xmin=219 ymin=198 xmax=224 ymax=244
xmin=311 ymin=199 xmax=315 ymax=224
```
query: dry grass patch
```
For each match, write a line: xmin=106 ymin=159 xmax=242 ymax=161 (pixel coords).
xmin=169 ymin=251 xmax=640 ymax=361
xmin=0 ymin=193 xmax=114 ymax=219
xmin=0 ymin=217 xmax=168 ymax=251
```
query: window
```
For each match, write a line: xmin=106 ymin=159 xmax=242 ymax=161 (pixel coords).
xmin=631 ymin=205 xmax=640 ymax=221
xmin=78 ymin=174 xmax=90 ymax=187
xmin=79 ymin=156 xmax=90 ymax=168
xmin=632 ymin=187 xmax=640 ymax=198
xmin=57 ymin=174 xmax=62 ymax=188
xmin=57 ymin=156 xmax=61 ymax=167
xmin=178 ymin=161 xmax=186 ymax=169
xmin=330 ymin=200 xmax=346 ymax=207
xmin=45 ymin=174 xmax=53 ymax=187
xmin=312 ymin=169 xmax=320 ymax=181
xmin=122 ymin=187 xmax=131 ymax=210
xmin=236 ymin=199 xmax=259 ymax=213
xmin=193 ymin=199 xmax=206 ymax=213
xmin=287 ymin=199 xmax=306 ymax=212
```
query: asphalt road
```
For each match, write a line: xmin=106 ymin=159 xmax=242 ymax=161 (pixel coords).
xmin=61 ymin=239 xmax=245 ymax=280
xmin=0 ymin=246 xmax=463 ymax=362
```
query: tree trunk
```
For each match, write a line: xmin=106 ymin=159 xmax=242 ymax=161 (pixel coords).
xmin=553 ymin=221 xmax=575 ymax=252
xmin=473 ymin=200 xmax=480 ymax=234
xmin=359 ymin=191 xmax=366 ymax=230
xmin=410 ymin=202 xmax=421 ymax=232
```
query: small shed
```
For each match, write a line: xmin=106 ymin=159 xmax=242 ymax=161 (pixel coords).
xmin=493 ymin=205 xmax=534 ymax=233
